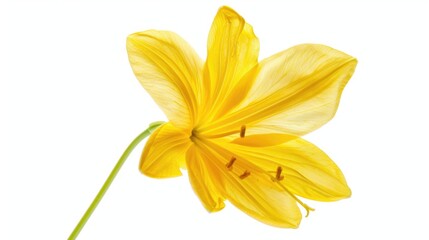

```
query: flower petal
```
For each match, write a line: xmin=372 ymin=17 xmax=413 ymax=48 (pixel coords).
xmin=127 ymin=30 xmax=203 ymax=129
xmin=223 ymin=169 xmax=302 ymax=228
xmin=201 ymin=6 xmax=259 ymax=122
xmin=197 ymin=141 xmax=302 ymax=228
xmin=226 ymin=136 xmax=351 ymax=201
xmin=140 ymin=123 xmax=190 ymax=178
xmin=201 ymin=44 xmax=357 ymax=136
xmin=186 ymin=145 xmax=225 ymax=212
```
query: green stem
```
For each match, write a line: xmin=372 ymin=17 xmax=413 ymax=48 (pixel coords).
xmin=68 ymin=121 xmax=164 ymax=240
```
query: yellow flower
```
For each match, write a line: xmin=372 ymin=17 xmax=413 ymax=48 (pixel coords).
xmin=126 ymin=6 xmax=357 ymax=228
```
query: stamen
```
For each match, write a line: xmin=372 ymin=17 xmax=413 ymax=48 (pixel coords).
xmin=275 ymin=166 xmax=284 ymax=181
xmin=239 ymin=170 xmax=251 ymax=179
xmin=225 ymin=157 xmax=236 ymax=170
xmin=240 ymin=125 xmax=246 ymax=138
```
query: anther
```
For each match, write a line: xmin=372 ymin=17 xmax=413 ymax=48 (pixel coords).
xmin=240 ymin=125 xmax=246 ymax=138
xmin=275 ymin=166 xmax=284 ymax=181
xmin=239 ymin=170 xmax=251 ymax=179
xmin=226 ymin=157 xmax=236 ymax=170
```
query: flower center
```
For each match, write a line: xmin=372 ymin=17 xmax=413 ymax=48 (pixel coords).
xmin=190 ymin=128 xmax=202 ymax=142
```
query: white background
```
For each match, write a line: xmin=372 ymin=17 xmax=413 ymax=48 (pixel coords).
xmin=1 ymin=0 xmax=428 ymax=239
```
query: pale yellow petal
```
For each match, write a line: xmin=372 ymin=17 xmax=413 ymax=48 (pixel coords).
xmin=225 ymin=136 xmax=351 ymax=201
xmin=201 ymin=44 xmax=357 ymax=136
xmin=140 ymin=123 xmax=190 ymax=178
xmin=186 ymin=145 xmax=225 ymax=212
xmin=197 ymin=141 xmax=302 ymax=228
xmin=127 ymin=30 xmax=203 ymax=129
xmin=201 ymin=6 xmax=259 ymax=122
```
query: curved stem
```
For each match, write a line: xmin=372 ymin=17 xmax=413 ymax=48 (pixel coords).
xmin=68 ymin=121 xmax=164 ymax=240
